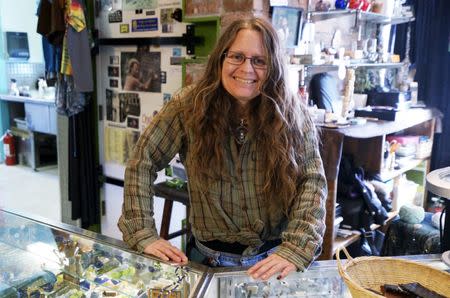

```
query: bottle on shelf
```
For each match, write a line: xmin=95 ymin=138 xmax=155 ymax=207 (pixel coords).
xmin=298 ymin=69 xmax=309 ymax=104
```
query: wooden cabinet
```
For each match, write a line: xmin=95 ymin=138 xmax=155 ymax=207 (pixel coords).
xmin=318 ymin=107 xmax=441 ymax=260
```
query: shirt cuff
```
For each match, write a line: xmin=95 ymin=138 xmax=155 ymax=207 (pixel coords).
xmin=274 ymin=243 xmax=314 ymax=272
xmin=135 ymin=235 xmax=159 ymax=253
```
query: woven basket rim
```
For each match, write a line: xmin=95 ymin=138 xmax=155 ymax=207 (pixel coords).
xmin=336 ymin=248 xmax=450 ymax=297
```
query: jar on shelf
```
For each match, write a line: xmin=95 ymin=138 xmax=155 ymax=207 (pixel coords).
xmin=335 ymin=0 xmax=348 ymax=9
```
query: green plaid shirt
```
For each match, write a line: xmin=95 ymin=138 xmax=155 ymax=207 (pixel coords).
xmin=118 ymin=90 xmax=327 ymax=270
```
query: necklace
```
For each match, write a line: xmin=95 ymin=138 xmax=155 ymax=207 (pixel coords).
xmin=235 ymin=118 xmax=248 ymax=145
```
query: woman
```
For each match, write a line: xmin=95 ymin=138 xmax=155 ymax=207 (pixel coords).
xmin=118 ymin=17 xmax=327 ymax=280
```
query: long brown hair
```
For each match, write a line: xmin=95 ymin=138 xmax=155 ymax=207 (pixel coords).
xmin=183 ymin=18 xmax=315 ymax=212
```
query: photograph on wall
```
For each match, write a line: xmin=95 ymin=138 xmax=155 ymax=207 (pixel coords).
xmin=272 ymin=6 xmax=302 ymax=48
xmin=110 ymin=79 xmax=119 ymax=88
xmin=108 ymin=66 xmax=120 ymax=77
xmin=183 ymin=59 xmax=207 ymax=87
xmin=127 ymin=117 xmax=139 ymax=129
xmin=119 ymin=93 xmax=141 ymax=123
xmin=123 ymin=0 xmax=156 ymax=10
xmin=160 ymin=8 xmax=175 ymax=33
xmin=110 ymin=55 xmax=119 ymax=65
xmin=105 ymin=89 xmax=120 ymax=122
xmin=185 ymin=0 xmax=219 ymax=18
xmin=121 ymin=51 xmax=161 ymax=92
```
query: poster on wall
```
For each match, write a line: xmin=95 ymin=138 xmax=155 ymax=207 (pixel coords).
xmin=104 ymin=126 xmax=140 ymax=165
xmin=121 ymin=51 xmax=161 ymax=92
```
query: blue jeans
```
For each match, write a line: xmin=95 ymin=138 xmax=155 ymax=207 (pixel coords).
xmin=191 ymin=239 xmax=277 ymax=267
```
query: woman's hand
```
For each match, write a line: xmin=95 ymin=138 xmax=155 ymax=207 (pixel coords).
xmin=247 ymin=254 xmax=296 ymax=280
xmin=143 ymin=239 xmax=188 ymax=264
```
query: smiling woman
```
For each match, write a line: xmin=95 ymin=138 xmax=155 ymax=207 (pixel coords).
xmin=119 ymin=17 xmax=327 ymax=281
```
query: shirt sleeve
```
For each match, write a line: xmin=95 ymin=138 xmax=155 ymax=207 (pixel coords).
xmin=275 ymin=106 xmax=328 ymax=271
xmin=118 ymin=94 xmax=187 ymax=252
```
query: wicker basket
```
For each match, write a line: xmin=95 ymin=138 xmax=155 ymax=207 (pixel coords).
xmin=336 ymin=247 xmax=450 ymax=297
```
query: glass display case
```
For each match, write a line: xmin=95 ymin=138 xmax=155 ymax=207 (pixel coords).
xmin=0 ymin=209 xmax=207 ymax=297
xmin=1 ymin=208 xmax=448 ymax=298
xmin=201 ymin=261 xmax=350 ymax=298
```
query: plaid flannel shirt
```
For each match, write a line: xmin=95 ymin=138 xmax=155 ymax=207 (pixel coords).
xmin=118 ymin=89 xmax=327 ymax=270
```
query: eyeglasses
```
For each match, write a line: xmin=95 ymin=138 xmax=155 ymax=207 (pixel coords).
xmin=224 ymin=51 xmax=268 ymax=69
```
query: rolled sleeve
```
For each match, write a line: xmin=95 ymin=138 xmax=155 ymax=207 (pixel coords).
xmin=277 ymin=111 xmax=327 ymax=270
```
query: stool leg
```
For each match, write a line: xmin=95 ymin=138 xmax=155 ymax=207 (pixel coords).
xmin=160 ymin=199 xmax=173 ymax=240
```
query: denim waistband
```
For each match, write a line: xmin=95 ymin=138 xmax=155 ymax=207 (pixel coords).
xmin=194 ymin=238 xmax=278 ymax=267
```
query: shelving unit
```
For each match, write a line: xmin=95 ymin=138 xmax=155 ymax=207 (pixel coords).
xmin=318 ymin=108 xmax=440 ymax=260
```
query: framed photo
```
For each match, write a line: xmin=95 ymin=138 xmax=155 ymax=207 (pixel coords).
xmin=182 ymin=58 xmax=208 ymax=87
xmin=271 ymin=6 xmax=303 ymax=48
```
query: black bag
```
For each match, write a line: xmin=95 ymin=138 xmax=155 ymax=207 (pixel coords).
xmin=353 ymin=167 xmax=389 ymax=225
xmin=337 ymin=156 xmax=389 ymax=230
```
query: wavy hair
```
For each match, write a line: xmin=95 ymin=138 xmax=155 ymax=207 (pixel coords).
xmin=183 ymin=18 xmax=312 ymax=212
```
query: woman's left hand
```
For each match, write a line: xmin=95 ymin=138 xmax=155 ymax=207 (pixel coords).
xmin=247 ymin=254 xmax=296 ymax=280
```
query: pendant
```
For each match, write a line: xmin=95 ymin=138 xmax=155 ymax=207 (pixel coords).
xmin=235 ymin=119 xmax=248 ymax=145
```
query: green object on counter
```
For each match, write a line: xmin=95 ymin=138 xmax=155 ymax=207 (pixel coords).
xmin=165 ymin=178 xmax=187 ymax=190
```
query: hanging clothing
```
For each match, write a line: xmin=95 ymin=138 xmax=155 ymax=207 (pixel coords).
xmin=56 ymin=0 xmax=93 ymax=116
xmin=62 ymin=0 xmax=94 ymax=92
xmin=37 ymin=0 xmax=66 ymax=46
xmin=68 ymin=99 xmax=100 ymax=229
xmin=55 ymin=74 xmax=88 ymax=116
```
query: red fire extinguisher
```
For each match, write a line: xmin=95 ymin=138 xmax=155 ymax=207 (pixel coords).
xmin=1 ymin=130 xmax=17 ymax=166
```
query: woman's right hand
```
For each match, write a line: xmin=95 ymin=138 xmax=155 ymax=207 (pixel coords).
xmin=143 ymin=239 xmax=188 ymax=264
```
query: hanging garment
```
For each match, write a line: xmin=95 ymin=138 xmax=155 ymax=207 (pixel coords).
xmin=37 ymin=0 xmax=65 ymax=46
xmin=55 ymin=74 xmax=88 ymax=116
xmin=42 ymin=36 xmax=61 ymax=79
xmin=61 ymin=0 xmax=94 ymax=92
xmin=68 ymin=99 xmax=100 ymax=228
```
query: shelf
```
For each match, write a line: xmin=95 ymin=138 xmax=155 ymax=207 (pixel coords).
xmin=370 ymin=211 xmax=399 ymax=231
xmin=331 ymin=211 xmax=398 ymax=256
xmin=308 ymin=9 xmax=354 ymax=22
xmin=303 ymin=62 xmax=403 ymax=77
xmin=308 ymin=9 xmax=415 ymax=25
xmin=348 ymin=62 xmax=404 ymax=69
xmin=332 ymin=231 xmax=361 ymax=254
xmin=379 ymin=157 xmax=430 ymax=182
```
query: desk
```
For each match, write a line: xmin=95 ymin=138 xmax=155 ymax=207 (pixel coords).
xmin=0 ymin=92 xmax=57 ymax=170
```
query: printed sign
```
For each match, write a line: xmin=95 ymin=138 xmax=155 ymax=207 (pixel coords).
xmin=120 ymin=24 xmax=130 ymax=33
xmin=131 ymin=18 xmax=158 ymax=32
xmin=108 ymin=10 xmax=123 ymax=23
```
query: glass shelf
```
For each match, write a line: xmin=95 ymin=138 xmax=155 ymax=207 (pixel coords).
xmin=303 ymin=62 xmax=403 ymax=76
xmin=308 ymin=9 xmax=415 ymax=25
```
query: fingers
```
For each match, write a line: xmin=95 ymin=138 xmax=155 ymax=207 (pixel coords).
xmin=143 ymin=239 xmax=188 ymax=264
xmin=247 ymin=255 xmax=296 ymax=281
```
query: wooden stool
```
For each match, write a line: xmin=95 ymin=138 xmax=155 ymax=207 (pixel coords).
xmin=154 ymin=182 xmax=190 ymax=241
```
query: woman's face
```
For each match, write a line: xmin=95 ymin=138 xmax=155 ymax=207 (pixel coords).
xmin=221 ymin=29 xmax=267 ymax=107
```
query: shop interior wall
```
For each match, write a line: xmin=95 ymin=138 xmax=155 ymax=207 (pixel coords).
xmin=0 ymin=0 xmax=45 ymax=161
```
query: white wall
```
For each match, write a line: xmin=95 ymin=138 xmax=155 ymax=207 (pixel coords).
xmin=0 ymin=0 xmax=44 ymax=63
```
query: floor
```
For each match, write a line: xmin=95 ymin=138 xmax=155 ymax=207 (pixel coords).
xmin=0 ymin=163 xmax=61 ymax=222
